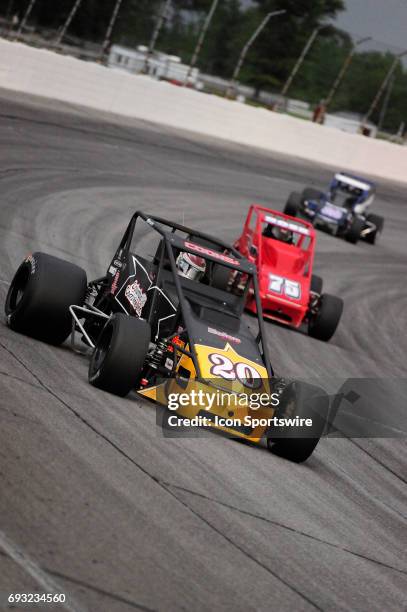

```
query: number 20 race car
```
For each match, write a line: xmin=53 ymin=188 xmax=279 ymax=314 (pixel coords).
xmin=4 ymin=211 xmax=329 ymax=463
xmin=234 ymin=205 xmax=343 ymax=341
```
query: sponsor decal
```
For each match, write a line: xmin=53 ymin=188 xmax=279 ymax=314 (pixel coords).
xmin=320 ymin=204 xmax=344 ymax=220
xmin=108 ymin=265 xmax=117 ymax=276
xmin=113 ymin=259 xmax=123 ymax=269
xmin=185 ymin=241 xmax=239 ymax=266
xmin=111 ymin=271 xmax=120 ymax=295
xmin=264 ymin=216 xmax=310 ymax=236
xmin=208 ymin=327 xmax=241 ymax=345
xmin=26 ymin=254 xmax=36 ymax=274
xmin=125 ymin=280 xmax=147 ymax=316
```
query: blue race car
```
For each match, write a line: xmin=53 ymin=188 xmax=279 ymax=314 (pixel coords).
xmin=284 ymin=172 xmax=384 ymax=244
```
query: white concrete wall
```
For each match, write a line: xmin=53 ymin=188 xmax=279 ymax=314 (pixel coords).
xmin=1 ymin=39 xmax=406 ymax=184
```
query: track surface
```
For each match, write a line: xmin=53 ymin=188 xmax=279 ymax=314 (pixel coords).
xmin=0 ymin=90 xmax=406 ymax=612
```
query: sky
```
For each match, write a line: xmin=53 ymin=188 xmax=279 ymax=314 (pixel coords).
xmin=335 ymin=0 xmax=407 ymax=51
xmin=241 ymin=0 xmax=407 ymax=51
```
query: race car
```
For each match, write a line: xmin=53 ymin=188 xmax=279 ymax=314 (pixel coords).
xmin=284 ymin=172 xmax=384 ymax=244
xmin=4 ymin=211 xmax=328 ymax=463
xmin=234 ymin=205 xmax=343 ymax=341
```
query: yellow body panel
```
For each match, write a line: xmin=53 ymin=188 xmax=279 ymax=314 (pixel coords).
xmin=138 ymin=343 xmax=276 ymax=443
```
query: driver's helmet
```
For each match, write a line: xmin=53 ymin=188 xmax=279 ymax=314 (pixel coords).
xmin=270 ymin=226 xmax=293 ymax=244
xmin=176 ymin=251 xmax=206 ymax=281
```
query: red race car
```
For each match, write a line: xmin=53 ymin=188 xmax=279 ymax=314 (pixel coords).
xmin=234 ymin=205 xmax=343 ymax=341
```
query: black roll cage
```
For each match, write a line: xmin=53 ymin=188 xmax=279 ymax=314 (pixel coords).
xmin=114 ymin=211 xmax=273 ymax=380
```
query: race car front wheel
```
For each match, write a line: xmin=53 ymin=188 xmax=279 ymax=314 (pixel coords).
xmin=267 ymin=381 xmax=328 ymax=463
xmin=5 ymin=252 xmax=87 ymax=345
xmin=308 ymin=294 xmax=343 ymax=342
xmin=88 ymin=313 xmax=151 ymax=397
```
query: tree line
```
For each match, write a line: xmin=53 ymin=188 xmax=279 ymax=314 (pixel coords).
xmin=3 ymin=0 xmax=406 ymax=131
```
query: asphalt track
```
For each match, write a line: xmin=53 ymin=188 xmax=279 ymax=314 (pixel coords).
xmin=0 ymin=88 xmax=406 ymax=612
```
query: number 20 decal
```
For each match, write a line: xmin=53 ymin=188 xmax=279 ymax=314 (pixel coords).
xmin=209 ymin=353 xmax=262 ymax=389
xmin=268 ymin=274 xmax=301 ymax=300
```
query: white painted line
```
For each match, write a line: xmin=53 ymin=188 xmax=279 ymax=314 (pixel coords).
xmin=0 ymin=529 xmax=86 ymax=612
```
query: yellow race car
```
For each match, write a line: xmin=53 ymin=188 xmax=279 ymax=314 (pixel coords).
xmin=5 ymin=212 xmax=328 ymax=462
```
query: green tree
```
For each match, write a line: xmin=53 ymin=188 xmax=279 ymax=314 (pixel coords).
xmin=240 ymin=0 xmax=345 ymax=93
xmin=288 ymin=30 xmax=351 ymax=104
xmin=196 ymin=0 xmax=243 ymax=75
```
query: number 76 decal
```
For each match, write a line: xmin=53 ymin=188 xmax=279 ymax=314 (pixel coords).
xmin=268 ymin=274 xmax=301 ymax=299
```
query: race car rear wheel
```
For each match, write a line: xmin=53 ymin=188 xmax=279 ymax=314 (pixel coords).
xmin=365 ymin=213 xmax=384 ymax=244
xmin=267 ymin=381 xmax=328 ymax=463
xmin=310 ymin=274 xmax=323 ymax=295
xmin=302 ymin=187 xmax=323 ymax=202
xmin=284 ymin=192 xmax=302 ymax=217
xmin=5 ymin=252 xmax=87 ymax=345
xmin=89 ymin=313 xmax=151 ymax=397
xmin=345 ymin=216 xmax=364 ymax=244
xmin=308 ymin=294 xmax=343 ymax=342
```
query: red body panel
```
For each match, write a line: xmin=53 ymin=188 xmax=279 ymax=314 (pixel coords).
xmin=236 ymin=205 xmax=316 ymax=328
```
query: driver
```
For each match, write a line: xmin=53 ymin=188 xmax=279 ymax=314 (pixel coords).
xmin=263 ymin=224 xmax=294 ymax=244
xmin=176 ymin=251 xmax=206 ymax=281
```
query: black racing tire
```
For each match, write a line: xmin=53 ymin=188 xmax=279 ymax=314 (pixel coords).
xmin=284 ymin=192 xmax=302 ymax=217
xmin=267 ymin=381 xmax=328 ymax=463
xmin=5 ymin=252 xmax=87 ymax=345
xmin=211 ymin=264 xmax=231 ymax=291
xmin=302 ymin=187 xmax=323 ymax=203
xmin=365 ymin=213 xmax=384 ymax=244
xmin=308 ymin=293 xmax=343 ymax=342
xmin=89 ymin=313 xmax=151 ymax=397
xmin=310 ymin=274 xmax=323 ymax=295
xmin=345 ymin=216 xmax=364 ymax=244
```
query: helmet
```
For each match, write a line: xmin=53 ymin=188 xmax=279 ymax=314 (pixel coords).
xmin=176 ymin=252 xmax=206 ymax=281
xmin=271 ymin=226 xmax=293 ymax=244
